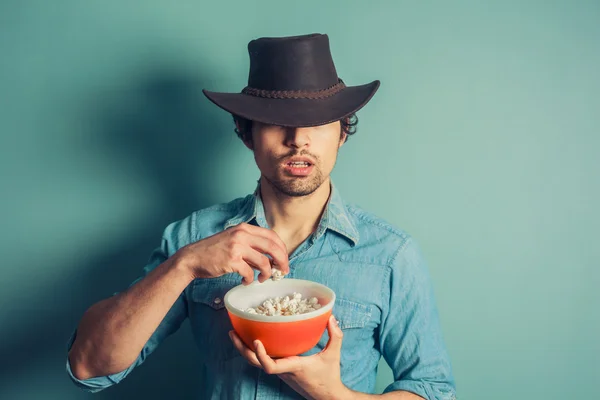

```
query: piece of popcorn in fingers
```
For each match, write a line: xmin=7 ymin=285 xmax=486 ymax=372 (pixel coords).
xmin=271 ymin=268 xmax=284 ymax=281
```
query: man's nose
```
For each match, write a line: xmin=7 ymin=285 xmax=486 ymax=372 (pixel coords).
xmin=285 ymin=127 xmax=310 ymax=148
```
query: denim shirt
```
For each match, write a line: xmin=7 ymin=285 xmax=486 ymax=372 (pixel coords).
xmin=66 ymin=182 xmax=456 ymax=400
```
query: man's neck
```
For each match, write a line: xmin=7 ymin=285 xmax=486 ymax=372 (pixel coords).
xmin=259 ymin=176 xmax=331 ymax=254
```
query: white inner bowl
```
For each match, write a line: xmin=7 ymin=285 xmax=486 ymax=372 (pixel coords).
xmin=224 ymin=278 xmax=336 ymax=323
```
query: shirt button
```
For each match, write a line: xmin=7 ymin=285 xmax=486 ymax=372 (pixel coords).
xmin=214 ymin=297 xmax=222 ymax=304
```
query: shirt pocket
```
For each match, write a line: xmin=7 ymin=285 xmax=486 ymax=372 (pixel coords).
xmin=334 ymin=298 xmax=372 ymax=330
xmin=314 ymin=297 xmax=374 ymax=369
xmin=188 ymin=276 xmax=241 ymax=363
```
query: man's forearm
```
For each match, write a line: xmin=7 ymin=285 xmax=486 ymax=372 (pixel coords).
xmin=68 ymin=256 xmax=193 ymax=380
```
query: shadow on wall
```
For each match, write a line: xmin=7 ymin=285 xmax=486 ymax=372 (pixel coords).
xmin=0 ymin=68 xmax=235 ymax=399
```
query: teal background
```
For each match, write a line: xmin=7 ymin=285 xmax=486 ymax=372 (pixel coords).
xmin=1 ymin=1 xmax=598 ymax=399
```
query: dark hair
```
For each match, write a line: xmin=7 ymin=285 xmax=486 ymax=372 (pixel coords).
xmin=232 ymin=113 xmax=358 ymax=143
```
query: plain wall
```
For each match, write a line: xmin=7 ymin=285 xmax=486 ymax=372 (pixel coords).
xmin=1 ymin=1 xmax=598 ymax=399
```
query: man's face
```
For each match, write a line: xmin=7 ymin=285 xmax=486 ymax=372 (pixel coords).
xmin=247 ymin=121 xmax=345 ymax=197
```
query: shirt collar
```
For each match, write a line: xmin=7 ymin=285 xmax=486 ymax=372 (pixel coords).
xmin=223 ymin=180 xmax=359 ymax=246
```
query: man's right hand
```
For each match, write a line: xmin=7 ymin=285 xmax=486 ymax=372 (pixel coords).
xmin=174 ymin=223 xmax=290 ymax=285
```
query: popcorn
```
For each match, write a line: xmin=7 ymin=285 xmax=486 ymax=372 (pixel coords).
xmin=244 ymin=292 xmax=323 ymax=316
xmin=271 ymin=268 xmax=284 ymax=281
xmin=240 ymin=265 xmax=323 ymax=316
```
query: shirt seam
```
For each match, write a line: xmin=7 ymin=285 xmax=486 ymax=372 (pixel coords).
xmin=191 ymin=209 xmax=198 ymax=242
xmin=190 ymin=199 xmax=247 ymax=238
xmin=379 ymin=237 xmax=411 ymax=364
xmin=345 ymin=205 xmax=408 ymax=238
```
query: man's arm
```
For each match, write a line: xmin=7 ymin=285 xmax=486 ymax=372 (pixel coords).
xmin=66 ymin=219 xmax=194 ymax=392
xmin=67 ymin=218 xmax=291 ymax=392
xmin=68 ymin=255 xmax=193 ymax=380
xmin=230 ymin=315 xmax=428 ymax=400
xmin=377 ymin=236 xmax=456 ymax=400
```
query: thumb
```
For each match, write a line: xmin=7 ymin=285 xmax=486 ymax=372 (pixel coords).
xmin=324 ymin=315 xmax=344 ymax=356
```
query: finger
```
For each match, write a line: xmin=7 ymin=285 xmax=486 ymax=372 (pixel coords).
xmin=322 ymin=315 xmax=343 ymax=358
xmin=235 ymin=224 xmax=290 ymax=274
xmin=238 ymin=223 xmax=289 ymax=256
xmin=242 ymin=248 xmax=273 ymax=283
xmin=254 ymin=340 xmax=302 ymax=375
xmin=235 ymin=263 xmax=255 ymax=286
xmin=229 ymin=330 xmax=261 ymax=368
xmin=247 ymin=236 xmax=289 ymax=276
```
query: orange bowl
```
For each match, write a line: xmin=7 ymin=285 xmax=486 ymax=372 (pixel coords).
xmin=224 ymin=279 xmax=336 ymax=358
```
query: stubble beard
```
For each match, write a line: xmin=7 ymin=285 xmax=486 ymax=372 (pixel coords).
xmin=264 ymin=165 xmax=326 ymax=197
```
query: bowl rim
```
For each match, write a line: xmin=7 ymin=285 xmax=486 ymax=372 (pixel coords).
xmin=224 ymin=278 xmax=336 ymax=323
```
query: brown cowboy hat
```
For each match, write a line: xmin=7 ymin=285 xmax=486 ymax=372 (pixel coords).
xmin=202 ymin=33 xmax=380 ymax=128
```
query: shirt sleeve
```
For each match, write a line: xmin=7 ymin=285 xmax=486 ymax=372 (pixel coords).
xmin=379 ymin=236 xmax=456 ymax=400
xmin=65 ymin=219 xmax=191 ymax=393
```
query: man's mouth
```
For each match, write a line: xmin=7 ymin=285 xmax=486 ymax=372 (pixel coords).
xmin=282 ymin=155 xmax=315 ymax=166
xmin=281 ymin=159 xmax=314 ymax=176
xmin=286 ymin=161 xmax=311 ymax=167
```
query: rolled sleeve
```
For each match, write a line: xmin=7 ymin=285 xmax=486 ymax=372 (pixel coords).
xmin=65 ymin=219 xmax=190 ymax=392
xmin=65 ymin=329 xmax=139 ymax=392
xmin=379 ymin=237 xmax=456 ymax=400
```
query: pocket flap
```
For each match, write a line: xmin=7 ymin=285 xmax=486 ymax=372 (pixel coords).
xmin=333 ymin=298 xmax=372 ymax=329
xmin=191 ymin=277 xmax=240 ymax=310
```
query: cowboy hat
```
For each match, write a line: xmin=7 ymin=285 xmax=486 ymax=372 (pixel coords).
xmin=202 ymin=33 xmax=380 ymax=127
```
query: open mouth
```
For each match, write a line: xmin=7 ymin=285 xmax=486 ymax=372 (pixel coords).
xmin=286 ymin=161 xmax=312 ymax=167
xmin=282 ymin=160 xmax=314 ymax=176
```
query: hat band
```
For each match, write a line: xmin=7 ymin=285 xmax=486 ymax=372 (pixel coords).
xmin=241 ymin=79 xmax=346 ymax=99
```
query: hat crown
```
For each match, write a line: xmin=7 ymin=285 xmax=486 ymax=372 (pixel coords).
xmin=247 ymin=33 xmax=339 ymax=91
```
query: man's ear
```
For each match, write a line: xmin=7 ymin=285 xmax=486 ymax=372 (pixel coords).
xmin=339 ymin=132 xmax=347 ymax=148
xmin=235 ymin=119 xmax=254 ymax=150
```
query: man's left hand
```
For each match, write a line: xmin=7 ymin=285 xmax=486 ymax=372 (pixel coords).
xmin=229 ymin=315 xmax=347 ymax=400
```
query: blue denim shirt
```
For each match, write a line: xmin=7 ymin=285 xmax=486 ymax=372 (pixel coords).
xmin=66 ymin=182 xmax=456 ymax=399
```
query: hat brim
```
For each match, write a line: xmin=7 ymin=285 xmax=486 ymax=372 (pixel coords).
xmin=202 ymin=80 xmax=380 ymax=128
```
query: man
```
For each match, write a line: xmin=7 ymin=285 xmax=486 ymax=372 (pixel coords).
xmin=66 ymin=33 xmax=456 ymax=400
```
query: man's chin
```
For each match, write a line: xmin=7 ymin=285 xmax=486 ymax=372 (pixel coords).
xmin=277 ymin=186 xmax=316 ymax=197
xmin=271 ymin=179 xmax=321 ymax=197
